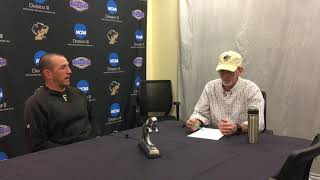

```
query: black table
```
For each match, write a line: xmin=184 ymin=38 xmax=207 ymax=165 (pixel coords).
xmin=0 ymin=121 xmax=311 ymax=180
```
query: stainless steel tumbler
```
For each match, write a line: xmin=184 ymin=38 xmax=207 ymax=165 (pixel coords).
xmin=248 ymin=106 xmax=259 ymax=144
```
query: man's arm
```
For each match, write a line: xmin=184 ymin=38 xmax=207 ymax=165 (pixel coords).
xmin=187 ymin=83 xmax=211 ymax=131
xmin=24 ymin=97 xmax=49 ymax=152
xmin=246 ymin=88 xmax=265 ymax=131
xmin=87 ymin=100 xmax=103 ymax=136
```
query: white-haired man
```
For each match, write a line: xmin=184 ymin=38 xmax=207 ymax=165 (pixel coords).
xmin=186 ymin=51 xmax=264 ymax=135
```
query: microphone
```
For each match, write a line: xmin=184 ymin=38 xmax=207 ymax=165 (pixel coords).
xmin=0 ymin=125 xmax=11 ymax=138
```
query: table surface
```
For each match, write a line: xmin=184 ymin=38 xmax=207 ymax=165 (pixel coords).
xmin=0 ymin=121 xmax=311 ymax=180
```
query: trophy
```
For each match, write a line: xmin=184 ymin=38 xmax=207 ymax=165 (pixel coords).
xmin=138 ymin=117 xmax=161 ymax=159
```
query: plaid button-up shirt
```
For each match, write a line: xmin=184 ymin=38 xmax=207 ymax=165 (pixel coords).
xmin=190 ymin=77 xmax=265 ymax=130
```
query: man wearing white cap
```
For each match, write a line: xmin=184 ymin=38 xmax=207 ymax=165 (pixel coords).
xmin=186 ymin=51 xmax=264 ymax=135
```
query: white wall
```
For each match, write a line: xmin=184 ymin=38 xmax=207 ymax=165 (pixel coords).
xmin=146 ymin=0 xmax=179 ymax=106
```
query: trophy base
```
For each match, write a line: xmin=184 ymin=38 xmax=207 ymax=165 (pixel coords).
xmin=138 ymin=141 xmax=161 ymax=159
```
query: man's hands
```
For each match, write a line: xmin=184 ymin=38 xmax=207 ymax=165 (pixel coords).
xmin=217 ymin=118 xmax=237 ymax=136
xmin=186 ymin=118 xmax=202 ymax=132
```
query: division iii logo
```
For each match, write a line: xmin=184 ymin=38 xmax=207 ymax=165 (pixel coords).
xmin=72 ymin=57 xmax=91 ymax=69
xmin=107 ymin=30 xmax=118 ymax=45
xmin=76 ymin=80 xmax=89 ymax=94
xmin=110 ymin=103 xmax=120 ymax=117
xmin=0 ymin=57 xmax=7 ymax=68
xmin=109 ymin=52 xmax=119 ymax=67
xmin=74 ymin=23 xmax=87 ymax=39
xmin=135 ymin=75 xmax=142 ymax=88
xmin=33 ymin=50 xmax=47 ymax=66
xmin=0 ymin=85 xmax=3 ymax=103
xmin=109 ymin=81 xmax=120 ymax=96
xmin=107 ymin=0 xmax=117 ymax=15
xmin=132 ymin=9 xmax=144 ymax=20
xmin=135 ymin=30 xmax=143 ymax=42
xmin=70 ymin=0 xmax=89 ymax=12
xmin=31 ymin=22 xmax=49 ymax=40
xmin=34 ymin=0 xmax=47 ymax=4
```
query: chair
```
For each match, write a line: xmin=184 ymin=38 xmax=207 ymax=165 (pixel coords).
xmin=136 ymin=80 xmax=180 ymax=126
xmin=261 ymin=91 xmax=273 ymax=134
xmin=270 ymin=133 xmax=320 ymax=180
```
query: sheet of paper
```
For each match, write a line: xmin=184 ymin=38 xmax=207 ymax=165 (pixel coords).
xmin=188 ymin=127 xmax=224 ymax=140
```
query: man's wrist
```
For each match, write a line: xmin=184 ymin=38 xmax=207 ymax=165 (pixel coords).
xmin=235 ymin=123 xmax=242 ymax=134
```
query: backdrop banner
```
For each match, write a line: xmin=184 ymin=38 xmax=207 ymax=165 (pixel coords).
xmin=0 ymin=0 xmax=147 ymax=157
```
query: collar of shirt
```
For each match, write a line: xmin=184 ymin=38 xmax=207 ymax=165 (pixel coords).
xmin=219 ymin=77 xmax=243 ymax=96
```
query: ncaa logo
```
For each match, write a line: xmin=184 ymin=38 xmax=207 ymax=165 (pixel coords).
xmin=34 ymin=0 xmax=46 ymax=4
xmin=0 ymin=57 xmax=7 ymax=68
xmin=77 ymin=80 xmax=89 ymax=94
xmin=132 ymin=9 xmax=144 ymax=20
xmin=0 ymin=85 xmax=3 ymax=103
xmin=135 ymin=30 xmax=143 ymax=42
xmin=72 ymin=57 xmax=91 ymax=69
xmin=135 ymin=75 xmax=141 ymax=88
xmin=106 ymin=0 xmax=117 ymax=15
xmin=109 ymin=53 xmax=119 ymax=67
xmin=74 ymin=23 xmax=87 ymax=39
xmin=110 ymin=103 xmax=120 ymax=117
xmin=33 ymin=50 xmax=46 ymax=66
xmin=133 ymin=57 xmax=143 ymax=67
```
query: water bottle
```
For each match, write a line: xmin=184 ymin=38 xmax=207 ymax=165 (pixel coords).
xmin=248 ymin=106 xmax=259 ymax=144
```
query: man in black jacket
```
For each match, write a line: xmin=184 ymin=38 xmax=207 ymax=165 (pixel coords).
xmin=24 ymin=53 xmax=101 ymax=152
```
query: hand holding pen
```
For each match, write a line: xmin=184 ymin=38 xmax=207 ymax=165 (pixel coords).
xmin=186 ymin=118 xmax=202 ymax=132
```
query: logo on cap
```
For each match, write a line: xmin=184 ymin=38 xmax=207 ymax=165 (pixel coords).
xmin=223 ymin=54 xmax=231 ymax=62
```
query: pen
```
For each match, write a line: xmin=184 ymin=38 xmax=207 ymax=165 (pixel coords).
xmin=193 ymin=124 xmax=203 ymax=130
